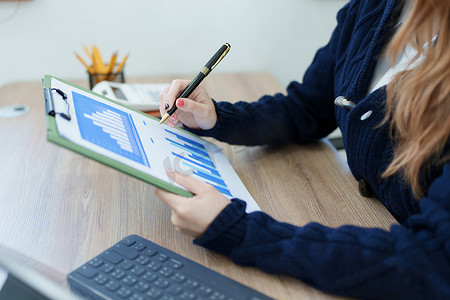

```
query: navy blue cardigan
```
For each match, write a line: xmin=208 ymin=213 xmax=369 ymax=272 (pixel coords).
xmin=187 ymin=0 xmax=450 ymax=298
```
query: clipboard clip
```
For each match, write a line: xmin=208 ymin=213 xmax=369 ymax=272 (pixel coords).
xmin=43 ymin=87 xmax=72 ymax=121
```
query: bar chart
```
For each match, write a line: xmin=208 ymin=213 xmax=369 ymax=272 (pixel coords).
xmin=72 ymin=91 xmax=149 ymax=167
xmin=164 ymin=129 xmax=232 ymax=197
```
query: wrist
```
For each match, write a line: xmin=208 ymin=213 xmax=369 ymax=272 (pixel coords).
xmin=194 ymin=199 xmax=247 ymax=255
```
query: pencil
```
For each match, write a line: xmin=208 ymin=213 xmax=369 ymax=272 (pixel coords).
xmin=74 ymin=52 xmax=94 ymax=74
xmin=106 ymin=52 xmax=118 ymax=80
xmin=111 ymin=54 xmax=129 ymax=81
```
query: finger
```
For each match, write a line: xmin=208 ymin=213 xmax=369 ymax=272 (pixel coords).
xmin=169 ymin=115 xmax=180 ymax=124
xmin=158 ymin=94 xmax=165 ymax=117
xmin=165 ymin=115 xmax=180 ymax=128
xmin=158 ymin=86 xmax=169 ymax=103
xmin=154 ymin=187 xmax=184 ymax=210
xmin=175 ymin=98 xmax=208 ymax=118
xmin=166 ymin=79 xmax=190 ymax=109
xmin=158 ymin=86 xmax=170 ymax=117
xmin=176 ymin=97 xmax=217 ymax=130
xmin=166 ymin=169 xmax=208 ymax=195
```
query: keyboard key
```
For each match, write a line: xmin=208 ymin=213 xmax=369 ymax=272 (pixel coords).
xmin=144 ymin=248 xmax=158 ymax=257
xmin=77 ymin=265 xmax=97 ymax=279
xmin=166 ymin=285 xmax=183 ymax=296
xmin=105 ymin=280 xmax=120 ymax=292
xmin=147 ymin=261 xmax=162 ymax=271
xmin=142 ymin=271 xmax=158 ymax=283
xmin=130 ymin=294 xmax=145 ymax=300
xmin=89 ymin=257 xmax=104 ymax=268
xmin=146 ymin=287 xmax=162 ymax=299
xmin=166 ymin=259 xmax=183 ymax=269
xmin=122 ymin=274 xmax=138 ymax=286
xmin=113 ymin=244 xmax=139 ymax=260
xmin=101 ymin=250 xmax=123 ymax=264
xmin=171 ymin=273 xmax=186 ymax=284
xmin=179 ymin=291 xmax=196 ymax=299
xmin=93 ymin=274 xmax=109 ymax=285
xmin=136 ymin=255 xmax=150 ymax=265
xmin=117 ymin=287 xmax=133 ymax=298
xmin=153 ymin=278 xmax=170 ymax=289
xmin=158 ymin=266 xmax=173 ymax=277
xmin=134 ymin=281 xmax=150 ymax=293
xmin=121 ymin=238 xmax=136 ymax=246
xmin=183 ymin=279 xmax=199 ymax=290
xmin=130 ymin=265 xmax=146 ymax=276
xmin=198 ymin=285 xmax=213 ymax=296
xmin=102 ymin=263 xmax=115 ymax=274
xmin=120 ymin=260 xmax=135 ymax=270
xmin=156 ymin=253 xmax=168 ymax=262
xmin=210 ymin=291 xmax=227 ymax=300
xmin=111 ymin=269 xmax=126 ymax=280
xmin=132 ymin=242 xmax=146 ymax=251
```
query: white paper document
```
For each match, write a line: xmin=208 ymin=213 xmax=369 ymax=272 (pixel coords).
xmin=51 ymin=78 xmax=259 ymax=212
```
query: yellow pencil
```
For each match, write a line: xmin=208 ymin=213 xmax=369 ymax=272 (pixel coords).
xmin=111 ymin=53 xmax=129 ymax=81
xmin=92 ymin=45 xmax=107 ymax=73
xmin=106 ymin=52 xmax=118 ymax=76
xmin=74 ymin=52 xmax=94 ymax=73
xmin=83 ymin=44 xmax=93 ymax=63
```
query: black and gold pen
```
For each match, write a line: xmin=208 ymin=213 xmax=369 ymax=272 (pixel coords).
xmin=159 ymin=43 xmax=231 ymax=124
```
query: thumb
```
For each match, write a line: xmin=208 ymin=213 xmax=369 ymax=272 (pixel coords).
xmin=166 ymin=169 xmax=206 ymax=195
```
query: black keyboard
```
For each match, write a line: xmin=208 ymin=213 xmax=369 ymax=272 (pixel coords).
xmin=67 ymin=235 xmax=272 ymax=300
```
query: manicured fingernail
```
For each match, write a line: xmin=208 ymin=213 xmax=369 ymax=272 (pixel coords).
xmin=176 ymin=99 xmax=184 ymax=107
xmin=164 ymin=102 xmax=169 ymax=110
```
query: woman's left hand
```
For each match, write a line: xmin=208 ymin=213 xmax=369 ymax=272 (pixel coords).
xmin=154 ymin=169 xmax=230 ymax=238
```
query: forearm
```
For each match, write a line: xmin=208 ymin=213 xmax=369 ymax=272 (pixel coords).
xmin=186 ymin=81 xmax=337 ymax=146
xmin=186 ymin=95 xmax=298 ymax=146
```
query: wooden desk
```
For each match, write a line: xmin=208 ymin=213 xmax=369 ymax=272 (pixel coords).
xmin=0 ymin=73 xmax=397 ymax=299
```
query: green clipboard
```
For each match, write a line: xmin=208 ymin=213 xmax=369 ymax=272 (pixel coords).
xmin=42 ymin=75 xmax=193 ymax=197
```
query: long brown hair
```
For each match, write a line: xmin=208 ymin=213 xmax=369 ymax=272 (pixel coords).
xmin=383 ymin=0 xmax=450 ymax=199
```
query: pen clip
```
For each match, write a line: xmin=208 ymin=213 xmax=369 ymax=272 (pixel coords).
xmin=210 ymin=43 xmax=231 ymax=71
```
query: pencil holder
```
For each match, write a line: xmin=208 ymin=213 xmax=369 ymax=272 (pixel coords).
xmin=88 ymin=69 xmax=125 ymax=90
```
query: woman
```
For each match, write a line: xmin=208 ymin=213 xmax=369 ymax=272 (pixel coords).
xmin=155 ymin=0 xmax=450 ymax=298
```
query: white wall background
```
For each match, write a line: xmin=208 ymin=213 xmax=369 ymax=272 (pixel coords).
xmin=0 ymin=0 xmax=347 ymax=89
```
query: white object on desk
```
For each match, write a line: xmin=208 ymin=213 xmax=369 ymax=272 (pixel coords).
xmin=92 ymin=81 xmax=169 ymax=111
xmin=0 ymin=105 xmax=29 ymax=118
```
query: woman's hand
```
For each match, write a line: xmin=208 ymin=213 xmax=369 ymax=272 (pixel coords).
xmin=154 ymin=169 xmax=230 ymax=238
xmin=158 ymin=79 xmax=217 ymax=130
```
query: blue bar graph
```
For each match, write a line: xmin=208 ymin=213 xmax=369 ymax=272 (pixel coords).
xmin=72 ymin=92 xmax=149 ymax=167
xmin=165 ymin=129 xmax=232 ymax=197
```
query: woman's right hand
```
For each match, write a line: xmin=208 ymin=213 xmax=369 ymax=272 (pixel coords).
xmin=159 ymin=79 xmax=217 ymax=130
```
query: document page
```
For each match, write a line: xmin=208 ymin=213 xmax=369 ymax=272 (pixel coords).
xmin=51 ymin=78 xmax=259 ymax=212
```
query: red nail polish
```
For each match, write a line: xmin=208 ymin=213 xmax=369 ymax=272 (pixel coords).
xmin=176 ymin=99 xmax=184 ymax=107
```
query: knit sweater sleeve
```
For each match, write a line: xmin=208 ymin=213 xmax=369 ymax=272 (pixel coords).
xmin=184 ymin=5 xmax=354 ymax=146
xmin=194 ymin=163 xmax=450 ymax=300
